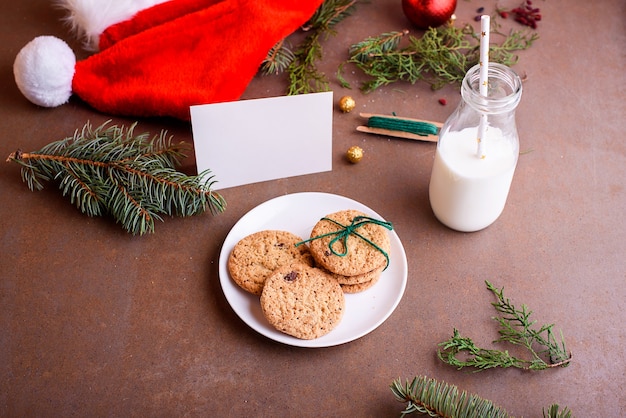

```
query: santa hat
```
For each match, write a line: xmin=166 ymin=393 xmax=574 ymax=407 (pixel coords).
xmin=13 ymin=0 xmax=323 ymax=120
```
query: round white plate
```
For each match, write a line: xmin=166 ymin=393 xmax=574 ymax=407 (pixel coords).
xmin=218 ymin=192 xmax=408 ymax=348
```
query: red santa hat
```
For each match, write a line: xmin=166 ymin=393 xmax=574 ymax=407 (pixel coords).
xmin=13 ymin=0 xmax=323 ymax=120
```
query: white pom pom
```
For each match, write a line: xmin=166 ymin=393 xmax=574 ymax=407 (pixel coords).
xmin=13 ymin=36 xmax=76 ymax=108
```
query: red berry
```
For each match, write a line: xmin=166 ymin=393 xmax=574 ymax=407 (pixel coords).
xmin=510 ymin=0 xmax=541 ymax=28
xmin=499 ymin=11 xmax=509 ymax=18
xmin=438 ymin=98 xmax=447 ymax=106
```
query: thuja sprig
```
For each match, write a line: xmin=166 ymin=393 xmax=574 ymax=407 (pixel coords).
xmin=390 ymin=376 xmax=573 ymax=417
xmin=284 ymin=0 xmax=360 ymax=95
xmin=343 ymin=22 xmax=538 ymax=92
xmin=438 ymin=281 xmax=572 ymax=371
xmin=6 ymin=121 xmax=226 ymax=235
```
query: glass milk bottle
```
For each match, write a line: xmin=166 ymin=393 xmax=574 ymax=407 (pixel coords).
xmin=429 ymin=63 xmax=522 ymax=232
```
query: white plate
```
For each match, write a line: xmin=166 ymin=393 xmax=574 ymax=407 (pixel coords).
xmin=218 ymin=192 xmax=408 ymax=348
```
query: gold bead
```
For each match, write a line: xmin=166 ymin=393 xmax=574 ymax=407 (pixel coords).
xmin=346 ymin=146 xmax=364 ymax=163
xmin=338 ymin=96 xmax=356 ymax=113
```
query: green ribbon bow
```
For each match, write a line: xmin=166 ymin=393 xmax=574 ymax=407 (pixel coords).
xmin=297 ymin=215 xmax=393 ymax=270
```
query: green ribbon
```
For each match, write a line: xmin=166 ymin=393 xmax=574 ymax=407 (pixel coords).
xmin=296 ymin=215 xmax=393 ymax=270
xmin=367 ymin=115 xmax=439 ymax=137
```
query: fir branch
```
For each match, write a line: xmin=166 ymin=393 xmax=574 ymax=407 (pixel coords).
xmin=6 ymin=121 xmax=226 ymax=235
xmin=285 ymin=0 xmax=359 ymax=95
xmin=438 ymin=281 xmax=572 ymax=371
xmin=344 ymin=23 xmax=538 ymax=92
xmin=260 ymin=39 xmax=295 ymax=75
xmin=390 ymin=376 xmax=511 ymax=417
xmin=391 ymin=376 xmax=574 ymax=418
xmin=544 ymin=404 xmax=574 ymax=418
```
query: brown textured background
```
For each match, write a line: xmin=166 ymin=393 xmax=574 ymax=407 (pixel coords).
xmin=1 ymin=0 xmax=625 ymax=416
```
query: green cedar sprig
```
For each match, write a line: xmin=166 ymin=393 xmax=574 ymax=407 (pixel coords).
xmin=342 ymin=22 xmax=538 ymax=92
xmin=438 ymin=281 xmax=572 ymax=371
xmin=391 ymin=375 xmax=573 ymax=417
xmin=261 ymin=0 xmax=360 ymax=94
xmin=287 ymin=0 xmax=359 ymax=95
xmin=6 ymin=121 xmax=226 ymax=235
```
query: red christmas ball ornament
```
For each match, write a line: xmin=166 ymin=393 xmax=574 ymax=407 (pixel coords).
xmin=402 ymin=0 xmax=457 ymax=29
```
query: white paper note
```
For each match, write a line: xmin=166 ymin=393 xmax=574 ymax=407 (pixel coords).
xmin=190 ymin=91 xmax=333 ymax=190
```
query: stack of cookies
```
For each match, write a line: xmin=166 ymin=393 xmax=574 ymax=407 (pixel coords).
xmin=227 ymin=209 xmax=392 ymax=340
xmin=308 ymin=209 xmax=391 ymax=294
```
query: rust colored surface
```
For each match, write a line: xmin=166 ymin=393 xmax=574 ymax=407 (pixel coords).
xmin=1 ymin=1 xmax=625 ymax=416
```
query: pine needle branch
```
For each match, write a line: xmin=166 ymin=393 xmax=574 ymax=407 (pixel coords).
xmin=391 ymin=376 xmax=574 ymax=418
xmin=6 ymin=121 xmax=226 ymax=235
xmin=390 ymin=375 xmax=511 ymax=417
xmin=260 ymin=39 xmax=295 ymax=75
xmin=543 ymin=404 xmax=574 ymax=418
xmin=438 ymin=281 xmax=572 ymax=371
xmin=343 ymin=23 xmax=538 ymax=92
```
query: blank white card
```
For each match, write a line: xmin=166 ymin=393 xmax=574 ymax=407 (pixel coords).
xmin=190 ymin=91 xmax=333 ymax=191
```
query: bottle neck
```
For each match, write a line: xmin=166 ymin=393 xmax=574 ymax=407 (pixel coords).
xmin=461 ymin=63 xmax=522 ymax=115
